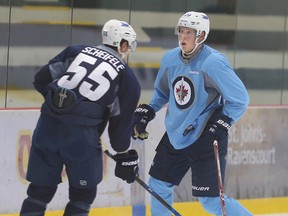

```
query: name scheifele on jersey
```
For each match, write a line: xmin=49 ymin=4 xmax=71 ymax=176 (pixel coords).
xmin=82 ymin=46 xmax=125 ymax=72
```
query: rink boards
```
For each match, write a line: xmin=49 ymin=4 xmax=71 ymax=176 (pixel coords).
xmin=0 ymin=107 xmax=288 ymax=215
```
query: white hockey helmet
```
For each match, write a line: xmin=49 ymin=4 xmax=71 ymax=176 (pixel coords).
xmin=102 ymin=19 xmax=137 ymax=52
xmin=175 ymin=11 xmax=210 ymax=43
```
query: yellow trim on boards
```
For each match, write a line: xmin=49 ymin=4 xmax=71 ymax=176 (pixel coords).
xmin=22 ymin=6 xmax=71 ymax=11
xmin=22 ymin=21 xmax=97 ymax=26
xmin=2 ymin=197 xmax=288 ymax=216
xmin=129 ymin=62 xmax=160 ymax=69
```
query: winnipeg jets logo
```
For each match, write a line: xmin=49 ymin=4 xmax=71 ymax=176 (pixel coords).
xmin=173 ymin=76 xmax=195 ymax=109
xmin=176 ymin=81 xmax=188 ymax=103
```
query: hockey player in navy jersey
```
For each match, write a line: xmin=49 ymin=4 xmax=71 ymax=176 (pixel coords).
xmin=133 ymin=11 xmax=253 ymax=216
xmin=20 ymin=19 xmax=140 ymax=216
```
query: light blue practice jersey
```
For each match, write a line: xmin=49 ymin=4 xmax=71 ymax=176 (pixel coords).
xmin=149 ymin=45 xmax=249 ymax=149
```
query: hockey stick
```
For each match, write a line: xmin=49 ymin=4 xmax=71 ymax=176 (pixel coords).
xmin=104 ymin=149 xmax=182 ymax=216
xmin=213 ymin=140 xmax=227 ymax=216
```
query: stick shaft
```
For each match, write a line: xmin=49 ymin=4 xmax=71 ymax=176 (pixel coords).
xmin=104 ymin=150 xmax=182 ymax=216
xmin=213 ymin=140 xmax=227 ymax=216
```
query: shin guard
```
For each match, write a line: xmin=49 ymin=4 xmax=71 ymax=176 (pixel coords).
xmin=63 ymin=201 xmax=91 ymax=216
xmin=20 ymin=196 xmax=47 ymax=216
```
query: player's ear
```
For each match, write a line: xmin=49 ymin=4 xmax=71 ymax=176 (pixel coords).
xmin=197 ymin=31 xmax=206 ymax=44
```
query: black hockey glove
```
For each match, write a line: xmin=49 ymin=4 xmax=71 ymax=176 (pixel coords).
xmin=132 ymin=104 xmax=155 ymax=140
xmin=113 ymin=149 xmax=139 ymax=184
xmin=204 ymin=111 xmax=232 ymax=142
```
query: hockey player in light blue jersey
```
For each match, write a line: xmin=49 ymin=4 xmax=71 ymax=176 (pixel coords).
xmin=132 ymin=11 xmax=253 ymax=216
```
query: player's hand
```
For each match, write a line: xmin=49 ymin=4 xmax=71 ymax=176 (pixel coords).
xmin=204 ymin=110 xmax=232 ymax=141
xmin=113 ymin=149 xmax=139 ymax=183
xmin=132 ymin=104 xmax=155 ymax=140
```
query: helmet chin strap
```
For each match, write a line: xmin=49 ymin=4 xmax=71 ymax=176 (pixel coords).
xmin=180 ymin=41 xmax=200 ymax=56
xmin=180 ymin=33 xmax=203 ymax=57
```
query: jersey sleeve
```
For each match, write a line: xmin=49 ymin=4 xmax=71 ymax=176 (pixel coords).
xmin=33 ymin=64 xmax=53 ymax=96
xmin=203 ymin=53 xmax=249 ymax=123
xmin=107 ymin=67 xmax=141 ymax=152
xmin=149 ymin=55 xmax=170 ymax=112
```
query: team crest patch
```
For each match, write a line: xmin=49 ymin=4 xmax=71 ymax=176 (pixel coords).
xmin=172 ymin=76 xmax=195 ymax=109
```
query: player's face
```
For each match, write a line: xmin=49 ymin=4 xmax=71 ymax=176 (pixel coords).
xmin=177 ymin=27 xmax=197 ymax=53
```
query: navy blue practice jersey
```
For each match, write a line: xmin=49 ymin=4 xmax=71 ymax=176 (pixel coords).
xmin=33 ymin=44 xmax=141 ymax=152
